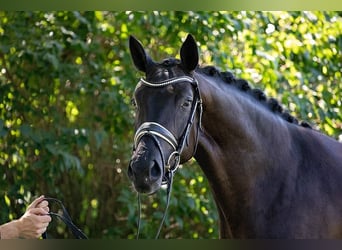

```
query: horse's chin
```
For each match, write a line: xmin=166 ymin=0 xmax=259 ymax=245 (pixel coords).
xmin=133 ymin=180 xmax=162 ymax=195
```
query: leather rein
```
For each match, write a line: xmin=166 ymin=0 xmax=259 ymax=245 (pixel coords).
xmin=132 ymin=75 xmax=203 ymax=239
xmin=42 ymin=197 xmax=88 ymax=239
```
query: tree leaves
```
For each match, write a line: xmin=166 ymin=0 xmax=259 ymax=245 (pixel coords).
xmin=0 ymin=11 xmax=340 ymax=239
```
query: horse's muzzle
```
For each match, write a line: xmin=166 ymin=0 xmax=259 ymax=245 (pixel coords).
xmin=127 ymin=143 xmax=164 ymax=194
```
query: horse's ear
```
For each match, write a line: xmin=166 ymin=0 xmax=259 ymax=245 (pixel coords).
xmin=180 ymin=34 xmax=199 ymax=72
xmin=129 ymin=35 xmax=151 ymax=73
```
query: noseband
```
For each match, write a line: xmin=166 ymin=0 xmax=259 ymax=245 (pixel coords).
xmin=132 ymin=75 xmax=203 ymax=238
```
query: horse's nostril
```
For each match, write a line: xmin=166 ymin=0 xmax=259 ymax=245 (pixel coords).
xmin=128 ymin=159 xmax=162 ymax=184
xmin=150 ymin=161 xmax=162 ymax=179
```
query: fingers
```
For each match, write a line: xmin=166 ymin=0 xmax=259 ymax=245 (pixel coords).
xmin=28 ymin=208 xmax=52 ymax=219
xmin=27 ymin=195 xmax=45 ymax=210
xmin=40 ymin=214 xmax=52 ymax=223
xmin=30 ymin=221 xmax=50 ymax=239
xmin=36 ymin=200 xmax=50 ymax=213
xmin=30 ymin=212 xmax=52 ymax=227
xmin=27 ymin=195 xmax=50 ymax=215
xmin=37 ymin=227 xmax=48 ymax=236
xmin=36 ymin=200 xmax=49 ymax=208
xmin=35 ymin=217 xmax=51 ymax=238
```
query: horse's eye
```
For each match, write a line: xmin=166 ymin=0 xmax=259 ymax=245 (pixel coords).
xmin=182 ymin=99 xmax=192 ymax=109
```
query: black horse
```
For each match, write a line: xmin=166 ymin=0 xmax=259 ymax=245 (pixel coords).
xmin=127 ymin=34 xmax=342 ymax=238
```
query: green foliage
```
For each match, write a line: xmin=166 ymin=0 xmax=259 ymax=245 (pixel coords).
xmin=0 ymin=11 xmax=341 ymax=238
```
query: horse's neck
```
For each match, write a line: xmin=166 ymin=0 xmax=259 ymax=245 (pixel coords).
xmin=195 ymin=72 xmax=293 ymax=163
xmin=193 ymin=73 xmax=294 ymax=235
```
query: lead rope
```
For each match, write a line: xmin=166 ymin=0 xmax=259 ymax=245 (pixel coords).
xmin=136 ymin=194 xmax=141 ymax=239
xmin=136 ymin=170 xmax=174 ymax=239
xmin=155 ymin=170 xmax=174 ymax=239
xmin=42 ymin=197 xmax=88 ymax=239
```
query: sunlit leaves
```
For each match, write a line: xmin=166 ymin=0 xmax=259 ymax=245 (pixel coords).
xmin=65 ymin=100 xmax=79 ymax=123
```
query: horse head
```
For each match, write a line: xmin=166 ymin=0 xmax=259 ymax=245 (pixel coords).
xmin=127 ymin=34 xmax=202 ymax=194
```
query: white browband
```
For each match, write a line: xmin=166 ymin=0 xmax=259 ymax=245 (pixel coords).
xmin=139 ymin=76 xmax=196 ymax=87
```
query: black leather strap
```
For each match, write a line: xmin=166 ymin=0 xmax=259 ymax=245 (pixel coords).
xmin=42 ymin=197 xmax=87 ymax=239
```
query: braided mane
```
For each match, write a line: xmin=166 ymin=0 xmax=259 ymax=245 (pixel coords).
xmin=196 ymin=65 xmax=312 ymax=129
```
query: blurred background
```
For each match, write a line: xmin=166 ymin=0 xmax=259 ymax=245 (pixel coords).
xmin=0 ymin=11 xmax=341 ymax=238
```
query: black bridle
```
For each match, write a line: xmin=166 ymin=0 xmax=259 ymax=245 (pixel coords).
xmin=132 ymin=75 xmax=203 ymax=238
xmin=42 ymin=197 xmax=88 ymax=239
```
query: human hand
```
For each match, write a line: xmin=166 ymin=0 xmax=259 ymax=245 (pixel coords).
xmin=17 ymin=195 xmax=52 ymax=238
